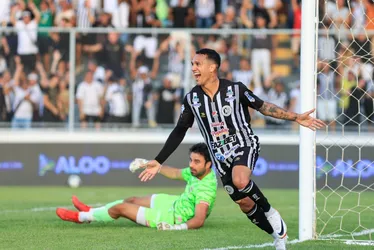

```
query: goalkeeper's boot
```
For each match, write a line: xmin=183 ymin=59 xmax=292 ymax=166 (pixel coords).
xmin=56 ymin=208 xmax=81 ymax=224
xmin=266 ymin=209 xmax=287 ymax=239
xmin=72 ymin=195 xmax=91 ymax=212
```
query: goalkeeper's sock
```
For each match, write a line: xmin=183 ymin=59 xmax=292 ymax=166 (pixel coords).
xmin=246 ymin=204 xmax=274 ymax=234
xmin=239 ymin=180 xmax=271 ymax=212
xmin=78 ymin=200 xmax=123 ymax=222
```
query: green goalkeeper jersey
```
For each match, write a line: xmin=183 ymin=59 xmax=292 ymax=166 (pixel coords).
xmin=173 ymin=168 xmax=217 ymax=224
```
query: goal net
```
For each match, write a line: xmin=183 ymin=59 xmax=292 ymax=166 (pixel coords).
xmin=315 ymin=0 xmax=374 ymax=242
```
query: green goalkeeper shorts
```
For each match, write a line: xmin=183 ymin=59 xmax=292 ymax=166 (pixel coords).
xmin=144 ymin=194 xmax=178 ymax=228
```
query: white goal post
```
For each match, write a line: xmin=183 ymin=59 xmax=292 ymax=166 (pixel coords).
xmin=300 ymin=0 xmax=374 ymax=243
xmin=299 ymin=0 xmax=318 ymax=242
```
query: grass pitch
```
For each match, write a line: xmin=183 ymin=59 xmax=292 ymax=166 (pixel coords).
xmin=0 ymin=187 xmax=373 ymax=250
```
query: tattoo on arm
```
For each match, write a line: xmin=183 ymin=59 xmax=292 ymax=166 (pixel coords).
xmin=259 ymin=102 xmax=298 ymax=121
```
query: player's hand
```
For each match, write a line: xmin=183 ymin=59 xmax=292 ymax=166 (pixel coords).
xmin=129 ymin=158 xmax=148 ymax=173
xmin=138 ymin=160 xmax=161 ymax=182
xmin=296 ymin=108 xmax=326 ymax=131
xmin=157 ymin=222 xmax=187 ymax=230
xmin=157 ymin=222 xmax=173 ymax=230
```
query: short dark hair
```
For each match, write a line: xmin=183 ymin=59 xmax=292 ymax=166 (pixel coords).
xmin=196 ymin=48 xmax=221 ymax=69
xmin=189 ymin=143 xmax=212 ymax=164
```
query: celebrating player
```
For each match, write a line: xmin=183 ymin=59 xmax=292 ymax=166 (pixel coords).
xmin=139 ymin=49 xmax=325 ymax=249
xmin=56 ymin=143 xmax=217 ymax=230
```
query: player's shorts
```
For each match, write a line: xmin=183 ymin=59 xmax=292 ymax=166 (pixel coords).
xmin=136 ymin=194 xmax=178 ymax=228
xmin=220 ymin=146 xmax=259 ymax=202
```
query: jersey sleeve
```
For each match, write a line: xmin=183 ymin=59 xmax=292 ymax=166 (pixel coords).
xmin=181 ymin=167 xmax=192 ymax=182
xmin=176 ymin=95 xmax=194 ymax=128
xmin=195 ymin=181 xmax=217 ymax=207
xmin=238 ymin=82 xmax=264 ymax=110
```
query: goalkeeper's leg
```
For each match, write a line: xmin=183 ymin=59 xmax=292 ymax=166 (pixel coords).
xmin=56 ymin=200 xmax=146 ymax=225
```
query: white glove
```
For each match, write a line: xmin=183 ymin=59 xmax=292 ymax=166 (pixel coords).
xmin=157 ymin=222 xmax=188 ymax=230
xmin=129 ymin=158 xmax=148 ymax=173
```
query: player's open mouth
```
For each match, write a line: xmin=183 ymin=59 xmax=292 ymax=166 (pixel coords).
xmin=193 ymin=72 xmax=201 ymax=80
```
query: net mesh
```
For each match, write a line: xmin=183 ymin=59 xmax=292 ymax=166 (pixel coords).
xmin=316 ymin=0 xmax=374 ymax=241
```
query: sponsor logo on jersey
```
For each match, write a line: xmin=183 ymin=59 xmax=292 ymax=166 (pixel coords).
xmin=210 ymin=121 xmax=225 ymax=128
xmin=222 ymin=105 xmax=232 ymax=116
xmin=244 ymin=91 xmax=255 ymax=102
xmin=211 ymin=128 xmax=229 ymax=137
xmin=225 ymin=87 xmax=235 ymax=102
xmin=215 ymin=152 xmax=225 ymax=162
xmin=211 ymin=135 xmax=237 ymax=149
xmin=223 ymin=144 xmax=240 ymax=158
xmin=192 ymin=94 xmax=201 ymax=107
xmin=200 ymin=112 xmax=206 ymax=118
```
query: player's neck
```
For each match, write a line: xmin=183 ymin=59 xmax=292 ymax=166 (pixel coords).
xmin=201 ymin=76 xmax=220 ymax=100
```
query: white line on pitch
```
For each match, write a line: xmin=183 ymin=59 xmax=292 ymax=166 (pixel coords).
xmin=0 ymin=203 xmax=103 ymax=214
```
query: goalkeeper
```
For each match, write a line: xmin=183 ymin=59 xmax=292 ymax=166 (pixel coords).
xmin=56 ymin=143 xmax=217 ymax=230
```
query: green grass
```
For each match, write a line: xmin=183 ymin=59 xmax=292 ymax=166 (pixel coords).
xmin=0 ymin=187 xmax=373 ymax=250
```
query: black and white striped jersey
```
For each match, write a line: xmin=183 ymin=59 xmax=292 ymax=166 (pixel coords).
xmin=177 ymin=79 xmax=264 ymax=176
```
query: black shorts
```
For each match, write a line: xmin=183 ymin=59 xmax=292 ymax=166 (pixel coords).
xmin=220 ymin=146 xmax=260 ymax=201
xmin=81 ymin=115 xmax=101 ymax=123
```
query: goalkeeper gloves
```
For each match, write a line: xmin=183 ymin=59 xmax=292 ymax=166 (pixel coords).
xmin=129 ymin=158 xmax=148 ymax=173
xmin=157 ymin=222 xmax=188 ymax=230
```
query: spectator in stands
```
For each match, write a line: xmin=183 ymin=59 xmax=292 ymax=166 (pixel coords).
xmin=129 ymin=48 xmax=160 ymax=128
xmin=50 ymin=17 xmax=72 ymax=68
xmin=212 ymin=6 xmax=238 ymax=30
xmin=38 ymin=0 xmax=55 ymax=72
xmin=104 ymin=75 xmax=130 ymax=126
xmin=0 ymin=70 xmax=13 ymax=121
xmin=102 ymin=32 xmax=125 ymax=79
xmin=87 ymin=59 xmax=105 ymax=83
xmin=155 ymin=73 xmax=180 ymax=126
xmin=251 ymin=14 xmax=273 ymax=91
xmin=170 ymin=0 xmax=189 ymax=28
xmin=112 ymin=0 xmax=130 ymax=43
xmin=232 ymin=58 xmax=252 ymax=88
xmin=58 ymin=79 xmax=69 ymax=122
xmin=8 ymin=64 xmax=39 ymax=129
xmin=218 ymin=58 xmax=233 ymax=80
xmin=10 ymin=1 xmax=40 ymax=74
xmin=340 ymin=70 xmax=357 ymax=126
xmin=75 ymin=0 xmax=96 ymax=73
xmin=291 ymin=0 xmax=301 ymax=70
xmin=240 ymin=0 xmax=254 ymax=28
xmin=132 ymin=0 xmax=161 ymax=69
xmin=263 ymin=79 xmax=289 ymax=127
xmin=325 ymin=0 xmax=350 ymax=42
xmin=195 ymin=0 xmax=215 ymax=28
xmin=76 ymin=71 xmax=105 ymax=129
xmin=0 ymin=0 xmax=12 ymax=26
xmin=253 ymin=0 xmax=277 ymax=28
xmin=55 ymin=0 xmax=75 ymax=26
xmin=0 ymin=72 xmax=10 ymax=122
xmin=344 ymin=76 xmax=366 ymax=127
xmin=317 ymin=61 xmax=337 ymax=130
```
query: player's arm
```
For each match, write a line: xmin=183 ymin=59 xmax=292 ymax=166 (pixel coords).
xmin=139 ymin=96 xmax=194 ymax=182
xmin=185 ymin=203 xmax=209 ymax=229
xmin=158 ymin=165 xmax=183 ymax=180
xmin=258 ymin=101 xmax=298 ymax=121
xmin=157 ymin=203 xmax=209 ymax=230
xmin=238 ymin=82 xmax=325 ymax=130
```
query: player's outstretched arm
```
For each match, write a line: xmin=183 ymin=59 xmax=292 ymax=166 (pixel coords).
xmin=259 ymin=102 xmax=326 ymax=131
xmin=139 ymin=163 xmax=183 ymax=182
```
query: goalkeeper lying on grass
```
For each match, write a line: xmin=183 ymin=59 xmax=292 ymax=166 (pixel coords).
xmin=56 ymin=143 xmax=217 ymax=230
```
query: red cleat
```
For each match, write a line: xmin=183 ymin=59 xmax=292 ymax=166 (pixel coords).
xmin=72 ymin=195 xmax=91 ymax=212
xmin=56 ymin=208 xmax=82 ymax=224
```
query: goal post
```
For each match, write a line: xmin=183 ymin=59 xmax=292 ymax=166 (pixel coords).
xmin=299 ymin=0 xmax=318 ymax=242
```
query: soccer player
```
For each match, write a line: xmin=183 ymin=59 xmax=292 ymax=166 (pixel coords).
xmin=56 ymin=143 xmax=217 ymax=230
xmin=139 ymin=49 xmax=325 ymax=249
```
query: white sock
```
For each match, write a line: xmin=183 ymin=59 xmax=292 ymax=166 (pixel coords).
xmin=265 ymin=207 xmax=276 ymax=217
xmin=78 ymin=211 xmax=94 ymax=222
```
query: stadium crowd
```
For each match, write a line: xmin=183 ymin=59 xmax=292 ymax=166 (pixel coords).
xmin=0 ymin=0 xmax=373 ymax=130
